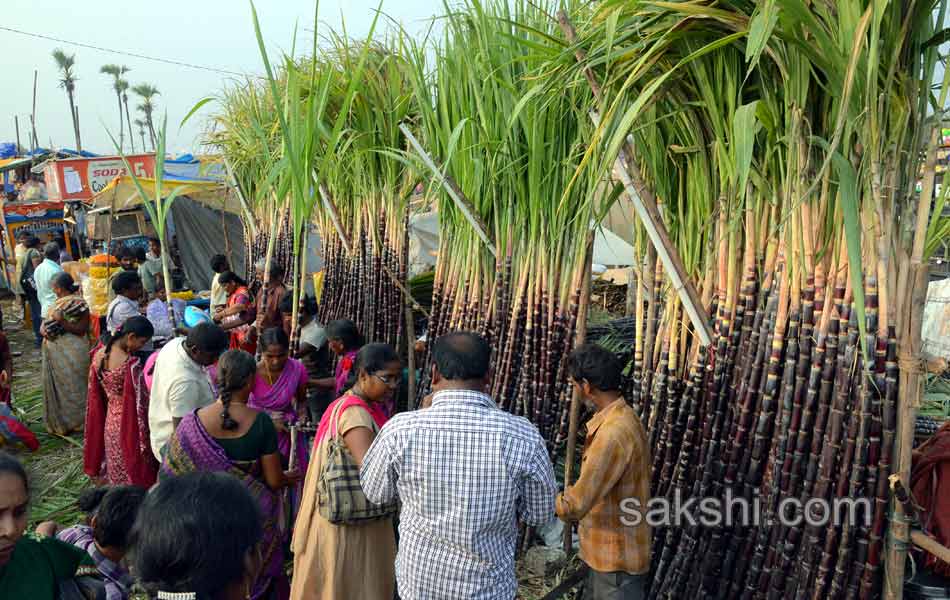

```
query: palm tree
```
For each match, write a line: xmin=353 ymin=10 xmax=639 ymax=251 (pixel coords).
xmin=134 ymin=118 xmax=148 ymax=152
xmin=100 ymin=64 xmax=129 ymax=151
xmin=52 ymin=49 xmax=82 ymax=152
xmin=118 ymin=78 xmax=135 ymax=152
xmin=132 ymin=83 xmax=160 ymax=150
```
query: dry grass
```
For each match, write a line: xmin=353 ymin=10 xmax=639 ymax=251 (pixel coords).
xmin=2 ymin=300 xmax=89 ymax=529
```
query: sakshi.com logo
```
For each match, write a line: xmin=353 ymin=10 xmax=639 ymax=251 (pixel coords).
xmin=619 ymin=489 xmax=872 ymax=529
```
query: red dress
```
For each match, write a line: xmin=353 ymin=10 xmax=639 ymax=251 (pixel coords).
xmin=84 ymin=349 xmax=158 ymax=487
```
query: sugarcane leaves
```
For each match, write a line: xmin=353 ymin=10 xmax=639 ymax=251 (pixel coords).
xmin=831 ymin=152 xmax=870 ymax=367
xmin=732 ymin=101 xmax=760 ymax=204
xmin=744 ymin=0 xmax=778 ymax=78
xmin=179 ymin=96 xmax=215 ymax=131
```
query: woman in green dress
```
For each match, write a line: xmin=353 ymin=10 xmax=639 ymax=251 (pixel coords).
xmin=0 ymin=451 xmax=95 ymax=598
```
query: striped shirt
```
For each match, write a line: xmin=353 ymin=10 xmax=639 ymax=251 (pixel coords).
xmin=57 ymin=525 xmax=133 ymax=600
xmin=360 ymin=389 xmax=557 ymax=600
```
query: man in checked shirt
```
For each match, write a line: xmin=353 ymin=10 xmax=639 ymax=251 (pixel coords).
xmin=360 ymin=331 xmax=557 ymax=599
xmin=557 ymin=343 xmax=651 ymax=599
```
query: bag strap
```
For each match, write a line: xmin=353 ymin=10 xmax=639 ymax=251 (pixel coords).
xmin=329 ymin=398 xmax=349 ymax=440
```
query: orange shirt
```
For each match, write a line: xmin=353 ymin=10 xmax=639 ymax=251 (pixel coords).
xmin=556 ymin=398 xmax=651 ymax=574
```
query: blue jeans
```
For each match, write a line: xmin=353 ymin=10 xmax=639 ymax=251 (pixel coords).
xmin=26 ymin=294 xmax=42 ymax=345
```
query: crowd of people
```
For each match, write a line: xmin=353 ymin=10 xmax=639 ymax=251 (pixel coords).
xmin=0 ymin=243 xmax=654 ymax=600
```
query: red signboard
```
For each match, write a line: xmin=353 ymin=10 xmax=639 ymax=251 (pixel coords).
xmin=44 ymin=154 xmax=156 ymax=202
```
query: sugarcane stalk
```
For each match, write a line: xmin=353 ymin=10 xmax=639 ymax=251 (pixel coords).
xmin=562 ymin=230 xmax=593 ymax=552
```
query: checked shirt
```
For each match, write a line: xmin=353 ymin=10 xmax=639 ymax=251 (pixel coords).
xmin=360 ymin=389 xmax=557 ymax=600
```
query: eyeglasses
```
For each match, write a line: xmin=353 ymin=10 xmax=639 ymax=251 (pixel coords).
xmin=373 ymin=373 xmax=401 ymax=386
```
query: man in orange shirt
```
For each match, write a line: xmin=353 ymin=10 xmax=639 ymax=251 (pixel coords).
xmin=556 ymin=343 xmax=652 ymax=599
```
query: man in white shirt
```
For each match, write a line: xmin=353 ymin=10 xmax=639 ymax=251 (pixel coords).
xmin=148 ymin=322 xmax=229 ymax=461
xmin=33 ymin=242 xmax=63 ymax=318
xmin=139 ymin=237 xmax=164 ymax=296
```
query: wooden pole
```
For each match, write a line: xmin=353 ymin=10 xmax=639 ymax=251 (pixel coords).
xmin=911 ymin=531 xmax=950 ymax=565
xmin=223 ymin=157 xmax=257 ymax=238
xmin=563 ymin=231 xmax=594 ymax=552
xmin=556 ymin=11 xmax=713 ymax=347
xmin=399 ymin=124 xmax=497 ymax=257
xmin=884 ymin=125 xmax=938 ymax=600
xmin=31 ymin=71 xmax=39 ymax=152
xmin=406 ymin=301 xmax=417 ymax=410
xmin=14 ymin=117 xmax=21 ymax=154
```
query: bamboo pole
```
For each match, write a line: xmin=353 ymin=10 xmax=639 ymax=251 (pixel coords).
xmin=31 ymin=71 xmax=39 ymax=152
xmin=884 ymin=124 xmax=937 ymax=600
xmin=14 ymin=116 xmax=21 ymax=154
xmin=556 ymin=11 xmax=713 ymax=347
xmin=399 ymin=124 xmax=497 ymax=257
xmin=911 ymin=531 xmax=950 ymax=565
xmin=563 ymin=231 xmax=595 ymax=552
xmin=223 ymin=157 xmax=258 ymax=239
xmin=406 ymin=301 xmax=417 ymax=410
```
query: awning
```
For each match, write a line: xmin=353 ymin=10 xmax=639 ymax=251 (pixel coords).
xmin=0 ymin=156 xmax=37 ymax=174
xmin=88 ymin=175 xmax=244 ymax=215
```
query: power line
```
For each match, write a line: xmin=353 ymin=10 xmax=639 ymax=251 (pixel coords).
xmin=0 ymin=25 xmax=248 ymax=78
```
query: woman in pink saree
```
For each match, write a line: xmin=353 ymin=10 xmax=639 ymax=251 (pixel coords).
xmin=250 ymin=327 xmax=309 ymax=477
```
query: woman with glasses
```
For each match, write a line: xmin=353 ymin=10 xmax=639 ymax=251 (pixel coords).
xmin=249 ymin=328 xmax=310 ymax=490
xmin=291 ymin=343 xmax=401 ymax=600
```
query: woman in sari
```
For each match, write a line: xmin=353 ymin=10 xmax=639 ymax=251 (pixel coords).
xmin=41 ymin=273 xmax=91 ymax=436
xmin=213 ymin=271 xmax=256 ymax=354
xmin=161 ymin=350 xmax=299 ymax=600
xmin=251 ymin=328 xmax=309 ymax=471
xmin=84 ymin=316 xmax=158 ymax=487
xmin=0 ymin=451 xmax=96 ymax=599
xmin=291 ymin=343 xmax=401 ymax=600
xmin=310 ymin=319 xmax=362 ymax=399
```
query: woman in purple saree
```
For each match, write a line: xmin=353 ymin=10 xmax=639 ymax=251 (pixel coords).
xmin=250 ymin=328 xmax=309 ymax=482
xmin=161 ymin=350 xmax=300 ymax=600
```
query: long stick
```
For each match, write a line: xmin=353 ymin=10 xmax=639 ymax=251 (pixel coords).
xmin=14 ymin=116 xmax=21 ymax=154
xmin=223 ymin=157 xmax=258 ymax=238
xmin=911 ymin=531 xmax=950 ymax=565
xmin=883 ymin=104 xmax=940 ymax=600
xmin=563 ymin=231 xmax=594 ymax=552
xmin=399 ymin=124 xmax=497 ymax=257
xmin=31 ymin=70 xmax=39 ymax=152
xmin=406 ymin=301 xmax=417 ymax=410
xmin=556 ymin=12 xmax=713 ymax=347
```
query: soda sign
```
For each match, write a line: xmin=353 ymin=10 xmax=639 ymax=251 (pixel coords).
xmin=44 ymin=154 xmax=155 ymax=202
xmin=87 ymin=159 xmax=150 ymax=194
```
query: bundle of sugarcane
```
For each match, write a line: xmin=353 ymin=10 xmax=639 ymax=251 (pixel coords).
xmin=554 ymin=0 xmax=950 ymax=598
xmin=309 ymin=36 xmax=418 ymax=350
xmin=405 ymin=0 xmax=609 ymax=449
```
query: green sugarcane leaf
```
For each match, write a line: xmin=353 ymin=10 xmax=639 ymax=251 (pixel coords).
xmin=831 ymin=152 xmax=869 ymax=366
xmin=732 ymin=101 xmax=759 ymax=202
xmin=745 ymin=0 xmax=778 ymax=76
xmin=179 ymin=97 xmax=216 ymax=130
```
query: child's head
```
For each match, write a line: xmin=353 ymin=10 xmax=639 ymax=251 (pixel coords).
xmin=279 ymin=294 xmax=318 ymax=330
xmin=79 ymin=485 xmax=148 ymax=556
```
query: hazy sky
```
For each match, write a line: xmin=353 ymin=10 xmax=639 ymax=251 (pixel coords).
xmin=1 ymin=0 xmax=442 ymax=155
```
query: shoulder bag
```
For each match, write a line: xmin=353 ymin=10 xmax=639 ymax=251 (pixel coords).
xmin=316 ymin=400 xmax=398 ymax=524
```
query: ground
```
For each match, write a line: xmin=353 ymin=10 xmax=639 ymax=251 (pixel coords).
xmin=4 ymin=297 xmax=577 ymax=598
xmin=3 ymin=299 xmax=89 ymax=529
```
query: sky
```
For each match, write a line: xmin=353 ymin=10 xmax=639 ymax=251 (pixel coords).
xmin=0 ymin=0 xmax=443 ymax=155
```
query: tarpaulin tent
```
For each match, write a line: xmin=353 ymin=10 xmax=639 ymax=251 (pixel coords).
xmin=88 ymin=175 xmax=245 ymax=215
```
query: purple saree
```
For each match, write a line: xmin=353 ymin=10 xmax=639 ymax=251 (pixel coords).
xmin=160 ymin=412 xmax=286 ymax=600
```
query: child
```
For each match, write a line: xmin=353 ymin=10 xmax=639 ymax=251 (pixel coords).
xmin=37 ymin=485 xmax=147 ymax=600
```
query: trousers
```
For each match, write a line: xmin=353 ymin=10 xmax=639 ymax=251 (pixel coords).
xmin=582 ymin=569 xmax=648 ymax=600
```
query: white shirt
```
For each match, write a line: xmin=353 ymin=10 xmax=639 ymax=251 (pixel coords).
xmin=360 ymin=389 xmax=557 ymax=600
xmin=148 ymin=338 xmax=215 ymax=460
xmin=106 ymin=295 xmax=141 ymax=334
xmin=34 ymin=259 xmax=63 ymax=317
xmin=210 ymin=273 xmax=228 ymax=309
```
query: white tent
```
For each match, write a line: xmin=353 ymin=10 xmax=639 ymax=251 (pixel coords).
xmin=407 ymin=211 xmax=637 ymax=276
